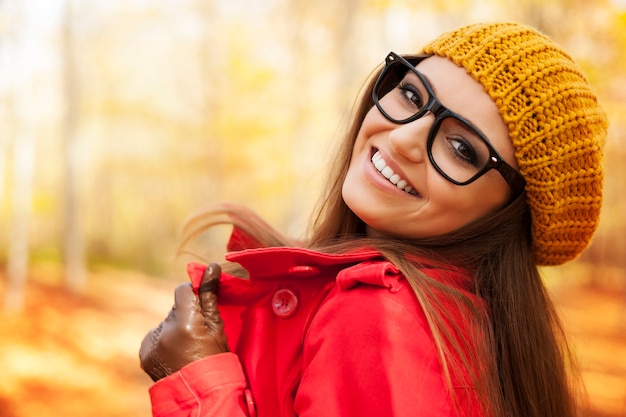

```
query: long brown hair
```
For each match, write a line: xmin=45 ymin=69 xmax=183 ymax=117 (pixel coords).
xmin=179 ymin=58 xmax=581 ymax=417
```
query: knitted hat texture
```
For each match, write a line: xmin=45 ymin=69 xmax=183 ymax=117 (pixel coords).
xmin=422 ymin=22 xmax=606 ymax=265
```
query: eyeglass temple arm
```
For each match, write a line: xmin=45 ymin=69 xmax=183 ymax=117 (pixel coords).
xmin=497 ymin=162 xmax=526 ymax=195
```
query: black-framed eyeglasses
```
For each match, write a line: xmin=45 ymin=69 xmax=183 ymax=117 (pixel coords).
xmin=372 ymin=52 xmax=525 ymax=196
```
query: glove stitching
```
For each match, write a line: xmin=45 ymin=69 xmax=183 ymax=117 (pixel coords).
xmin=148 ymin=322 xmax=173 ymax=381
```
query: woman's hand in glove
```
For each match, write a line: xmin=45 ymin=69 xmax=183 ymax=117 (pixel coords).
xmin=139 ymin=263 xmax=229 ymax=382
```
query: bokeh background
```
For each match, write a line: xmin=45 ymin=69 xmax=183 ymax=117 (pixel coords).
xmin=0 ymin=0 xmax=624 ymax=416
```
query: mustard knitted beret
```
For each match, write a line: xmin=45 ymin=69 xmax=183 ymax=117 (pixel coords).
xmin=422 ymin=22 xmax=606 ymax=266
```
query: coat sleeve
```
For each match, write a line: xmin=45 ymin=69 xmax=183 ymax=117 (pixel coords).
xmin=148 ymin=352 xmax=253 ymax=417
xmin=294 ymin=281 xmax=465 ymax=417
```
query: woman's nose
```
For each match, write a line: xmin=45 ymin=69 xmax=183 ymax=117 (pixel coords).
xmin=387 ymin=114 xmax=433 ymax=163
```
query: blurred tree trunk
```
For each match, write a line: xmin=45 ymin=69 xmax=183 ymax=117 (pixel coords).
xmin=196 ymin=0 xmax=222 ymax=181
xmin=62 ymin=0 xmax=86 ymax=291
xmin=4 ymin=101 xmax=35 ymax=315
xmin=3 ymin=2 xmax=33 ymax=313
xmin=0 ymin=12 xmax=10 ymax=229
xmin=285 ymin=0 xmax=310 ymax=235
xmin=5 ymin=130 xmax=35 ymax=312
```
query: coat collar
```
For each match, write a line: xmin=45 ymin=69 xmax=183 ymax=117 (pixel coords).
xmin=225 ymin=246 xmax=384 ymax=281
xmin=187 ymin=226 xmax=473 ymax=292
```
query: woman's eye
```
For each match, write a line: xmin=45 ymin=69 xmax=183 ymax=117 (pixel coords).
xmin=449 ymin=138 xmax=478 ymax=166
xmin=398 ymin=83 xmax=423 ymax=108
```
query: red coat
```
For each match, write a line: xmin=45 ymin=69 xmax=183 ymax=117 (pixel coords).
xmin=148 ymin=230 xmax=484 ymax=417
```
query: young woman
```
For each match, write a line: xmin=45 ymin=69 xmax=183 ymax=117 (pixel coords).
xmin=139 ymin=22 xmax=607 ymax=417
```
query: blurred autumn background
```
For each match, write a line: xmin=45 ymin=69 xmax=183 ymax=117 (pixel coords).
xmin=0 ymin=0 xmax=625 ymax=416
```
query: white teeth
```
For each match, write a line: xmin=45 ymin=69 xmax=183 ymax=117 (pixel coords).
xmin=381 ymin=166 xmax=394 ymax=179
xmin=371 ymin=151 xmax=417 ymax=195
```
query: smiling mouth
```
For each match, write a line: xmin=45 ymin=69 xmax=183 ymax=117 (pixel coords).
xmin=371 ymin=150 xmax=418 ymax=196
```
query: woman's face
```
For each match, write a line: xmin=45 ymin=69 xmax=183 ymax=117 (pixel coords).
xmin=342 ymin=55 xmax=518 ymax=239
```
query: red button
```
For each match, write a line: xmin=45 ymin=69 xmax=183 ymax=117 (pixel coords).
xmin=272 ymin=289 xmax=298 ymax=318
xmin=287 ymin=265 xmax=320 ymax=277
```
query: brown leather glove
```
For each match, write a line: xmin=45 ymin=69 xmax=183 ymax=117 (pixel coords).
xmin=139 ymin=263 xmax=229 ymax=382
